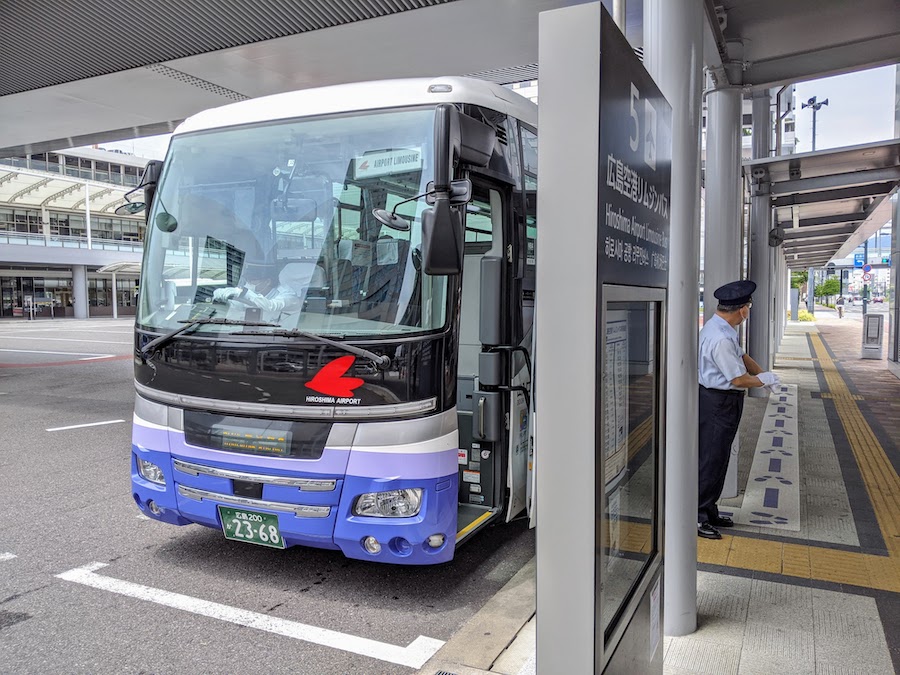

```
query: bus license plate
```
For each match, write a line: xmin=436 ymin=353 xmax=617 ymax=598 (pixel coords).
xmin=218 ymin=506 xmax=285 ymax=549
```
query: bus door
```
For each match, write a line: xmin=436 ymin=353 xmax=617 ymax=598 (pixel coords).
xmin=455 ymin=177 xmax=516 ymax=540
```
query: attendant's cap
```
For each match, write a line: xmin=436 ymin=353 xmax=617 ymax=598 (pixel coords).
xmin=714 ymin=280 xmax=756 ymax=306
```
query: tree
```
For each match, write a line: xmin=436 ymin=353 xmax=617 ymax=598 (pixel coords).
xmin=791 ymin=271 xmax=808 ymax=289
xmin=814 ymin=277 xmax=841 ymax=297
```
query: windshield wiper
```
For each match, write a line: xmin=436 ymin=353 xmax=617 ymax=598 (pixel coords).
xmin=140 ymin=317 xmax=279 ymax=361
xmin=237 ymin=329 xmax=391 ymax=369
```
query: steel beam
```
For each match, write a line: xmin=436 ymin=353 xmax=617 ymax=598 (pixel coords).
xmin=770 ymin=166 xmax=900 ymax=195
xmin=781 ymin=223 xmax=858 ymax=239
xmin=772 ymin=182 xmax=894 ymax=208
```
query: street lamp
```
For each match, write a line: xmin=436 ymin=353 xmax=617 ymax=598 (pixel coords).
xmin=801 ymin=96 xmax=829 ymax=151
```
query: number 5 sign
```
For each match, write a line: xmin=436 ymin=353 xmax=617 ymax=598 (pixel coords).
xmin=629 ymin=83 xmax=658 ymax=171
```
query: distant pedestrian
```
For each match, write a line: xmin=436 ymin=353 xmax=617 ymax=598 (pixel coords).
xmin=836 ymin=296 xmax=845 ymax=318
xmin=697 ymin=280 xmax=781 ymax=540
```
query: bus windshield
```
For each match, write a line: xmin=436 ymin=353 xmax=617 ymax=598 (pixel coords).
xmin=137 ymin=107 xmax=448 ymax=338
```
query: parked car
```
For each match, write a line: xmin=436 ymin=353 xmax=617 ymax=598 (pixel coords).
xmin=872 ymin=296 xmax=884 ymax=303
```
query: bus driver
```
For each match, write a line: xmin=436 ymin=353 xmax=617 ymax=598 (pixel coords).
xmin=213 ymin=261 xmax=325 ymax=314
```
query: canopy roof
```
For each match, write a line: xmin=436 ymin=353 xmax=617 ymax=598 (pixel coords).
xmin=743 ymin=138 xmax=900 ymax=270
xmin=0 ymin=166 xmax=140 ymax=215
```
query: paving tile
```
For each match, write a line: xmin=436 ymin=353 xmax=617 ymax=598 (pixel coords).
xmin=696 ymin=571 xmax=751 ymax=599
xmin=742 ymin=622 xmax=814 ymax=661
xmin=746 ymin=596 xmax=813 ymax=631
xmin=810 ymin=587 xmax=879 ymax=617
xmin=697 ymin=534 xmax=734 ymax=566
xmin=781 ymin=543 xmax=812 ymax=578
xmin=665 ymin=637 xmax=741 ymax=675
xmin=749 ymin=577 xmax=812 ymax=607
xmin=814 ymin=634 xmax=894 ymax=675
xmin=808 ymin=547 xmax=872 ymax=587
xmin=727 ymin=536 xmax=782 ymax=574
xmin=697 ymin=589 xmax=749 ymax=622
xmin=738 ymin=654 xmax=815 ymax=675
xmin=690 ymin=614 xmax=746 ymax=648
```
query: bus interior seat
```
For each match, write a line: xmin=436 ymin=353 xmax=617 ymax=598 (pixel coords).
xmin=359 ymin=237 xmax=409 ymax=322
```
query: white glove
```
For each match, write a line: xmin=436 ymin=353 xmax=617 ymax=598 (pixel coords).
xmin=757 ymin=371 xmax=780 ymax=387
xmin=212 ymin=287 xmax=241 ymax=302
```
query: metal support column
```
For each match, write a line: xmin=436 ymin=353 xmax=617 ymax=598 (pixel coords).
xmin=807 ymin=267 xmax=816 ymax=313
xmin=748 ymin=90 xmax=773 ymax=397
xmin=645 ymin=0 xmax=703 ymax=638
xmin=72 ymin=265 xmax=88 ymax=320
xmin=705 ymin=81 xmax=743 ymax=500
xmin=111 ymin=272 xmax=118 ymax=320
xmin=891 ymin=194 xmax=900 ymax=364
xmin=84 ymin=184 xmax=93 ymax=250
xmin=703 ymin=85 xmax=742 ymax=325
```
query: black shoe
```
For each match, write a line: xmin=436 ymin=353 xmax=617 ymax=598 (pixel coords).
xmin=711 ymin=516 xmax=734 ymax=528
xmin=697 ymin=522 xmax=722 ymax=539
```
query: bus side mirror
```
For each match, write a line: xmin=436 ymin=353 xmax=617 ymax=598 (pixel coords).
xmin=115 ymin=159 xmax=164 ymax=219
xmin=421 ymin=105 xmax=496 ymax=275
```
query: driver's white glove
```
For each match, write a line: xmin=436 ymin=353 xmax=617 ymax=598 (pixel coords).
xmin=213 ymin=287 xmax=241 ymax=302
xmin=757 ymin=371 xmax=781 ymax=387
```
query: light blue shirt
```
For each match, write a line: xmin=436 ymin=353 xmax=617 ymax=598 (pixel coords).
xmin=698 ymin=314 xmax=746 ymax=390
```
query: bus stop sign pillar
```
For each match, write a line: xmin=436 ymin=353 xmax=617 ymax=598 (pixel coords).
xmin=537 ymin=4 xmax=672 ymax=672
xmin=861 ymin=313 xmax=884 ymax=359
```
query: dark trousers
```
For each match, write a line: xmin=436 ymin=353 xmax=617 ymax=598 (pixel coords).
xmin=698 ymin=385 xmax=744 ymax=524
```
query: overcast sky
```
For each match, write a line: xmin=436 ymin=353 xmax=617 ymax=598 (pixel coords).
xmin=793 ymin=65 xmax=896 ymax=152
xmin=94 ymin=64 xmax=897 ymax=161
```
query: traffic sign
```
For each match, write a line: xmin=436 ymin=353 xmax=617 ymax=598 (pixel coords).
xmin=854 ymin=253 xmax=865 ymax=268
xmin=862 ymin=272 xmax=872 ymax=282
xmin=863 ymin=264 xmax=872 ymax=273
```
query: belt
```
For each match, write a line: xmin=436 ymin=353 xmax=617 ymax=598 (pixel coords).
xmin=699 ymin=384 xmax=745 ymax=397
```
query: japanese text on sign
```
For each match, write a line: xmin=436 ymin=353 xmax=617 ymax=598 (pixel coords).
xmin=606 ymin=153 xmax=669 ymax=218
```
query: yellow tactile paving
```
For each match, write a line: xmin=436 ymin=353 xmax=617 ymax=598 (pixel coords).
xmin=697 ymin=535 xmax=731 ymax=566
xmin=808 ymin=547 xmax=874 ymax=587
xmin=726 ymin=535 xmax=783 ymax=573
xmin=810 ymin=334 xmax=900 ymax=556
xmin=695 ymin=332 xmax=900 ymax=594
xmin=781 ymin=543 xmax=811 ymax=578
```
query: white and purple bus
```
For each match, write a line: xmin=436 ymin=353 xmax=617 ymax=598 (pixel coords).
xmin=129 ymin=77 xmax=538 ymax=564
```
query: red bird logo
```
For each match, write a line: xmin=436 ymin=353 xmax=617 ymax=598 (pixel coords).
xmin=306 ymin=355 xmax=364 ymax=397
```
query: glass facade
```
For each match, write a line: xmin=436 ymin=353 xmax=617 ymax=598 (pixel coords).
xmin=0 ymin=273 xmax=138 ymax=318
xmin=0 ymin=206 xmax=144 ymax=243
xmin=1 ymin=152 xmax=145 ymax=187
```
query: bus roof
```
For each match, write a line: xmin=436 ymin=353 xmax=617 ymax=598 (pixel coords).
xmin=175 ymin=77 xmax=538 ymax=136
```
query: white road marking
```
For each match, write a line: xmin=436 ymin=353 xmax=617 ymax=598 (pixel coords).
xmin=78 ymin=355 xmax=117 ymax=361
xmin=0 ymin=336 xmax=131 ymax=344
xmin=0 ymin=348 xmax=111 ymax=357
xmin=0 ymin=552 xmax=17 ymax=561
xmin=46 ymin=420 xmax=126 ymax=432
xmin=57 ymin=562 xmax=444 ymax=669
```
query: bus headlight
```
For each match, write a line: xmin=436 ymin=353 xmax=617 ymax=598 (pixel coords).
xmin=353 ymin=488 xmax=422 ymax=517
xmin=137 ymin=458 xmax=166 ymax=485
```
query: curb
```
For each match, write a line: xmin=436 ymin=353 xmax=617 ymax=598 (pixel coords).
xmin=417 ymin=556 xmax=536 ymax=674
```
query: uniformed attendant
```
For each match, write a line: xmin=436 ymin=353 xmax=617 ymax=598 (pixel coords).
xmin=697 ymin=280 xmax=780 ymax=540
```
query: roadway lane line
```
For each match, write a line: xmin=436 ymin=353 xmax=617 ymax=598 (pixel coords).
xmin=46 ymin=420 xmax=126 ymax=432
xmin=57 ymin=562 xmax=445 ymax=669
xmin=1 ymin=553 xmax=16 ymax=561
xmin=0 ymin=348 xmax=113 ymax=357
xmin=0 ymin=336 xmax=131 ymax=344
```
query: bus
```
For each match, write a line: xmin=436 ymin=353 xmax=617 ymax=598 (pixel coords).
xmin=128 ymin=77 xmax=538 ymax=564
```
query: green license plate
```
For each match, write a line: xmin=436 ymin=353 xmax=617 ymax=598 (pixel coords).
xmin=218 ymin=506 xmax=285 ymax=549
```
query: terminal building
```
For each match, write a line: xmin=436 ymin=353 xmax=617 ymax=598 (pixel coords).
xmin=0 ymin=147 xmax=148 ymax=318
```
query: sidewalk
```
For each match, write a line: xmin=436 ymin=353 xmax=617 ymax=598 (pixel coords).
xmin=420 ymin=309 xmax=899 ymax=674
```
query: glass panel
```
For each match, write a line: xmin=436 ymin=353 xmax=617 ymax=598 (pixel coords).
xmin=464 ymin=186 xmax=497 ymax=246
xmin=600 ymin=300 xmax=659 ymax=636
xmin=138 ymin=108 xmax=445 ymax=337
